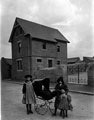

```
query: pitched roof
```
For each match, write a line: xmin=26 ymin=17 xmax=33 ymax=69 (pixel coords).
xmin=83 ymin=57 xmax=94 ymax=62
xmin=1 ymin=57 xmax=12 ymax=65
xmin=67 ymin=57 xmax=80 ymax=64
xmin=9 ymin=17 xmax=69 ymax=43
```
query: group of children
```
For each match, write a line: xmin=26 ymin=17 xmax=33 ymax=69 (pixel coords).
xmin=22 ymin=75 xmax=73 ymax=118
xmin=53 ymin=88 xmax=73 ymax=118
xmin=53 ymin=77 xmax=73 ymax=118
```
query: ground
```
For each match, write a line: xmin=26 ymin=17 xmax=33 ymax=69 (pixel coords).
xmin=1 ymin=81 xmax=94 ymax=120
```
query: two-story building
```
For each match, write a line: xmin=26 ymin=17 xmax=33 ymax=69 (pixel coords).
xmin=9 ymin=17 xmax=69 ymax=81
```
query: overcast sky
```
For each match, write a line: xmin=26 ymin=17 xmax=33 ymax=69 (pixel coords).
xmin=0 ymin=0 xmax=94 ymax=59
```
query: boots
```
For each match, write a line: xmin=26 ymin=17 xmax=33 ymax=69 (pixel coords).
xmin=60 ymin=110 xmax=62 ymax=116
xmin=65 ymin=110 xmax=68 ymax=117
xmin=26 ymin=104 xmax=29 ymax=114
xmin=62 ymin=110 xmax=68 ymax=118
xmin=26 ymin=104 xmax=33 ymax=114
xmin=62 ymin=110 xmax=65 ymax=118
xmin=29 ymin=104 xmax=33 ymax=114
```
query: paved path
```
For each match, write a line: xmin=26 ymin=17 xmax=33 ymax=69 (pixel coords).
xmin=1 ymin=81 xmax=94 ymax=120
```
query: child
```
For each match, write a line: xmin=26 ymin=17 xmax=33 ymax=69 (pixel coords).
xmin=53 ymin=77 xmax=68 ymax=116
xmin=67 ymin=93 xmax=73 ymax=111
xmin=58 ymin=89 xmax=69 ymax=118
xmin=22 ymin=75 xmax=36 ymax=114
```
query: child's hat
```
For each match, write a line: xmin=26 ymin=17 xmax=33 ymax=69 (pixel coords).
xmin=24 ymin=74 xmax=32 ymax=78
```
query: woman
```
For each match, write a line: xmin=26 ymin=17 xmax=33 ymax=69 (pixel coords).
xmin=22 ymin=75 xmax=36 ymax=114
xmin=53 ymin=76 xmax=68 ymax=116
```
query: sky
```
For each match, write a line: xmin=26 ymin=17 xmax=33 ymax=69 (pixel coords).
xmin=0 ymin=0 xmax=94 ymax=59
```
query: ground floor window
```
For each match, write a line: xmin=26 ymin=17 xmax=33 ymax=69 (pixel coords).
xmin=57 ymin=60 xmax=60 ymax=65
xmin=17 ymin=59 xmax=22 ymax=71
xmin=48 ymin=59 xmax=53 ymax=67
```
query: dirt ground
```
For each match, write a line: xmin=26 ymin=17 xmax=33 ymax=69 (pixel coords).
xmin=1 ymin=81 xmax=94 ymax=120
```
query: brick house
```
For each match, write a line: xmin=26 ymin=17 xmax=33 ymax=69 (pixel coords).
xmin=9 ymin=17 xmax=69 ymax=81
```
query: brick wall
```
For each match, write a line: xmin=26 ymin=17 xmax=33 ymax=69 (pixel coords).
xmin=32 ymin=39 xmax=56 ymax=57
xmin=11 ymin=34 xmax=68 ymax=81
xmin=11 ymin=33 xmax=32 ymax=80
xmin=31 ymin=39 xmax=67 ymax=79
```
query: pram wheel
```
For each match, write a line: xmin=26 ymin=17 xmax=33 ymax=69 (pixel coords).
xmin=35 ymin=103 xmax=48 ymax=115
xmin=34 ymin=97 xmax=48 ymax=115
xmin=34 ymin=96 xmax=54 ymax=115
xmin=48 ymin=100 xmax=54 ymax=114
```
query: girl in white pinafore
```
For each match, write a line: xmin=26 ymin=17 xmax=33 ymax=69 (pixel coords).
xmin=22 ymin=75 xmax=36 ymax=114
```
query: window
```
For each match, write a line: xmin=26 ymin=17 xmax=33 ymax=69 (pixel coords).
xmin=57 ymin=45 xmax=60 ymax=52
xmin=42 ymin=42 xmax=46 ymax=49
xmin=17 ymin=59 xmax=22 ymax=70
xmin=57 ymin=60 xmax=60 ymax=65
xmin=17 ymin=41 xmax=21 ymax=53
xmin=37 ymin=59 xmax=42 ymax=62
xmin=48 ymin=59 xmax=53 ymax=67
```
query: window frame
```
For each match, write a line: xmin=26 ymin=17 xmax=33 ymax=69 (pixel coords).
xmin=17 ymin=40 xmax=22 ymax=53
xmin=47 ymin=58 xmax=53 ymax=68
xmin=42 ymin=42 xmax=46 ymax=49
xmin=57 ymin=45 xmax=60 ymax=52
xmin=37 ymin=58 xmax=42 ymax=63
xmin=16 ymin=59 xmax=23 ymax=71
xmin=57 ymin=60 xmax=61 ymax=65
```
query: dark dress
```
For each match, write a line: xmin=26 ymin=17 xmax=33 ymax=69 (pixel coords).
xmin=54 ymin=83 xmax=68 ymax=108
xmin=58 ymin=94 xmax=69 ymax=110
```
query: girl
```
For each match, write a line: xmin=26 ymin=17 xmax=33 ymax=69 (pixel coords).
xmin=22 ymin=75 xmax=36 ymax=114
xmin=58 ymin=89 xmax=69 ymax=118
xmin=53 ymin=77 xmax=68 ymax=116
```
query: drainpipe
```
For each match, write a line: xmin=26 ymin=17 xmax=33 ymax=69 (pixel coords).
xmin=29 ymin=35 xmax=32 ymax=75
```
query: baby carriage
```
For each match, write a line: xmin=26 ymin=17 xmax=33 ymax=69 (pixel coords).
xmin=33 ymin=78 xmax=58 ymax=115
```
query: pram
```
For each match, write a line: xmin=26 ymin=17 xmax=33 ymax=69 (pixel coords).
xmin=33 ymin=78 xmax=58 ymax=100
xmin=33 ymin=78 xmax=58 ymax=115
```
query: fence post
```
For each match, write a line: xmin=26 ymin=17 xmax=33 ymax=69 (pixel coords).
xmin=78 ymin=64 xmax=79 ymax=84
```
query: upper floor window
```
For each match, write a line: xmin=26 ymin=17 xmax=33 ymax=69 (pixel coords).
xmin=57 ymin=60 xmax=60 ymax=65
xmin=17 ymin=41 xmax=21 ymax=53
xmin=57 ymin=45 xmax=60 ymax=52
xmin=42 ymin=42 xmax=46 ymax=49
xmin=17 ymin=59 xmax=22 ymax=71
